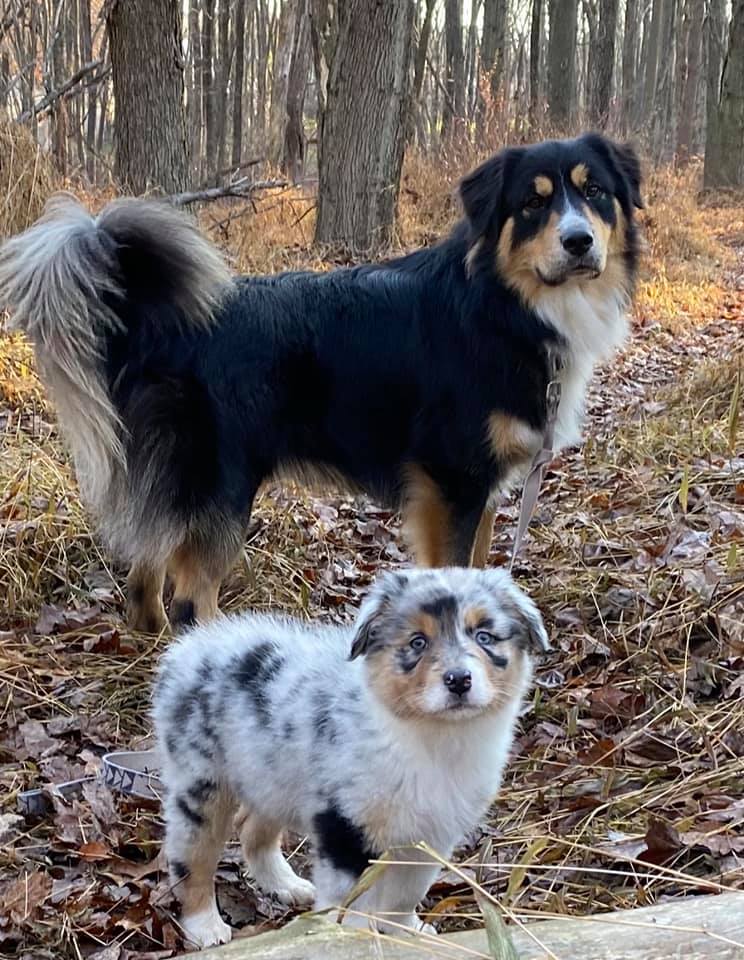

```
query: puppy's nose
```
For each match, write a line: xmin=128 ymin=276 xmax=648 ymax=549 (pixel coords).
xmin=444 ymin=669 xmax=472 ymax=696
xmin=561 ymin=230 xmax=593 ymax=256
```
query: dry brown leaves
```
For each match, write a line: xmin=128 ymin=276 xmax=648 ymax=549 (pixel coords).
xmin=0 ymin=174 xmax=743 ymax=957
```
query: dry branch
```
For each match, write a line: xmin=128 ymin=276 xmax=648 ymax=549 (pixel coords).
xmin=168 ymin=177 xmax=289 ymax=207
xmin=18 ymin=59 xmax=106 ymax=123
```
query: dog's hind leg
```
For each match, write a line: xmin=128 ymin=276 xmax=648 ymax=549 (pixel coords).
xmin=165 ymin=781 xmax=237 ymax=948
xmin=237 ymin=808 xmax=315 ymax=907
xmin=127 ymin=559 xmax=168 ymax=633
xmin=168 ymin=520 xmax=247 ymax=630
xmin=470 ymin=506 xmax=495 ymax=568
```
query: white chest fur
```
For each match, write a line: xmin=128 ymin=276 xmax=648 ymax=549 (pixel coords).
xmin=534 ymin=279 xmax=629 ymax=450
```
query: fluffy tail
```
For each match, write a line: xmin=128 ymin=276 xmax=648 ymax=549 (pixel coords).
xmin=0 ymin=194 xmax=232 ymax=512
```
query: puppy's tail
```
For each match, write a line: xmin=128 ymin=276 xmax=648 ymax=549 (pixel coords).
xmin=0 ymin=194 xmax=231 ymax=511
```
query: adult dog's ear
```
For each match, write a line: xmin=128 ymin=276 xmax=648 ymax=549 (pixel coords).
xmin=349 ymin=571 xmax=409 ymax=660
xmin=610 ymin=141 xmax=644 ymax=209
xmin=582 ymin=133 xmax=644 ymax=210
xmin=459 ymin=150 xmax=510 ymax=240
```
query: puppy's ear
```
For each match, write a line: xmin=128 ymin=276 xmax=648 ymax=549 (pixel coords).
xmin=349 ymin=571 xmax=409 ymax=660
xmin=512 ymin=590 xmax=550 ymax=654
xmin=459 ymin=150 xmax=510 ymax=240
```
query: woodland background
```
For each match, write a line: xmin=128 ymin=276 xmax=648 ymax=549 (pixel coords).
xmin=0 ymin=1 xmax=743 ymax=959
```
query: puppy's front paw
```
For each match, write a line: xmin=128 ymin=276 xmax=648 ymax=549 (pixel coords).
xmin=273 ymin=875 xmax=316 ymax=908
xmin=181 ymin=906 xmax=233 ymax=949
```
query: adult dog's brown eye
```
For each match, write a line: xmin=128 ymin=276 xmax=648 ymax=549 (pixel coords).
xmin=585 ymin=182 xmax=603 ymax=199
xmin=410 ymin=634 xmax=428 ymax=651
xmin=525 ymin=195 xmax=545 ymax=210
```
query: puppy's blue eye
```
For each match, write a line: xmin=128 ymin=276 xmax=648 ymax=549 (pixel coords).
xmin=410 ymin=634 xmax=428 ymax=651
xmin=476 ymin=630 xmax=497 ymax=646
xmin=585 ymin=182 xmax=603 ymax=199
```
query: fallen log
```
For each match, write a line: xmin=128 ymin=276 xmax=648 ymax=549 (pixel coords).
xmin=200 ymin=891 xmax=744 ymax=960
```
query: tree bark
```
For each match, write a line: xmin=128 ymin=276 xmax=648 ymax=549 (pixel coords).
xmin=215 ymin=0 xmax=232 ymax=183
xmin=107 ymin=0 xmax=189 ymax=194
xmin=268 ymin=0 xmax=299 ymax=169
xmin=410 ymin=0 xmax=437 ymax=144
xmin=547 ymin=0 xmax=578 ymax=127
xmin=651 ymin=0 xmax=678 ymax=160
xmin=314 ymin=0 xmax=414 ymax=253
xmin=442 ymin=0 xmax=465 ymax=139
xmin=621 ymin=0 xmax=640 ymax=132
xmin=232 ymin=0 xmax=246 ymax=170
xmin=283 ymin=0 xmax=310 ymax=182
xmin=79 ymin=0 xmax=96 ymax=182
xmin=704 ymin=0 xmax=744 ymax=187
xmin=480 ymin=0 xmax=507 ymax=113
xmin=187 ymin=0 xmax=203 ymax=183
xmin=202 ymin=0 xmax=217 ymax=184
xmin=677 ymin=0 xmax=704 ymax=159
xmin=643 ymin=0 xmax=664 ymax=117
xmin=529 ymin=0 xmax=543 ymax=127
xmin=588 ymin=0 xmax=619 ymax=127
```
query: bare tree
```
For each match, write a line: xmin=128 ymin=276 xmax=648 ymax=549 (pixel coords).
xmin=587 ymin=0 xmax=619 ymax=127
xmin=548 ymin=0 xmax=578 ymax=126
xmin=442 ymin=0 xmax=465 ymax=138
xmin=529 ymin=0 xmax=543 ymax=127
xmin=677 ymin=0 xmax=705 ymax=159
xmin=107 ymin=0 xmax=189 ymax=193
xmin=621 ymin=0 xmax=641 ymax=132
xmin=705 ymin=0 xmax=744 ymax=187
xmin=232 ymin=0 xmax=247 ymax=170
xmin=315 ymin=0 xmax=414 ymax=252
xmin=480 ymin=0 xmax=507 ymax=116
xmin=283 ymin=0 xmax=310 ymax=181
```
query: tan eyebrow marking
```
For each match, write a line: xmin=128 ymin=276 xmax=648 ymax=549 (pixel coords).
xmin=533 ymin=175 xmax=553 ymax=197
xmin=570 ymin=163 xmax=589 ymax=189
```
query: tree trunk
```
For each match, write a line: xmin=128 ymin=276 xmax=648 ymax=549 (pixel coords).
xmin=107 ymin=0 xmax=189 ymax=194
xmin=50 ymin=0 xmax=67 ymax=176
xmin=704 ymin=0 xmax=744 ymax=187
xmin=79 ymin=0 xmax=96 ymax=182
xmin=588 ymin=0 xmax=619 ymax=127
xmin=621 ymin=0 xmax=640 ymax=132
xmin=643 ymin=0 xmax=664 ymax=117
xmin=202 ymin=0 xmax=217 ymax=184
xmin=547 ymin=0 xmax=577 ymax=127
xmin=268 ymin=0 xmax=299 ymax=169
xmin=410 ymin=0 xmax=437 ymax=144
xmin=529 ymin=0 xmax=543 ymax=127
xmin=314 ymin=0 xmax=414 ymax=253
xmin=480 ymin=0 xmax=507 ymax=115
xmin=442 ymin=0 xmax=465 ymax=139
xmin=232 ymin=0 xmax=246 ymax=170
xmin=677 ymin=0 xmax=704 ymax=159
xmin=187 ymin=0 xmax=203 ymax=184
xmin=283 ymin=0 xmax=310 ymax=182
xmin=215 ymin=0 xmax=232 ymax=183
xmin=651 ymin=0 xmax=678 ymax=160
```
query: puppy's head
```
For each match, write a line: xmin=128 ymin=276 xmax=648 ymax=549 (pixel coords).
xmin=350 ymin=568 xmax=548 ymax=722
xmin=460 ymin=134 xmax=643 ymax=305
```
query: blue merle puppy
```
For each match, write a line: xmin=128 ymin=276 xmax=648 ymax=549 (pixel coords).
xmin=153 ymin=567 xmax=548 ymax=948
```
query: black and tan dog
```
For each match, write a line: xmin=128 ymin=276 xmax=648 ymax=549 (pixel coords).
xmin=0 ymin=134 xmax=642 ymax=632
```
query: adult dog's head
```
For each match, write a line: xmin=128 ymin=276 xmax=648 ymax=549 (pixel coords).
xmin=460 ymin=134 xmax=643 ymax=306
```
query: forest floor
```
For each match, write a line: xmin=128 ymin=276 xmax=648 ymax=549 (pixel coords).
xmin=0 ymin=155 xmax=743 ymax=959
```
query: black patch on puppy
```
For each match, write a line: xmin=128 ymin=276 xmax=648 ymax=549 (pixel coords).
xmin=422 ymin=593 xmax=459 ymax=635
xmin=480 ymin=647 xmax=508 ymax=669
xmin=235 ymin=642 xmax=284 ymax=724
xmin=314 ymin=804 xmax=379 ymax=878
xmin=170 ymin=860 xmax=189 ymax=880
xmin=396 ymin=646 xmax=424 ymax=673
xmin=313 ymin=693 xmax=336 ymax=742
xmin=187 ymin=778 xmax=216 ymax=803
xmin=176 ymin=795 xmax=204 ymax=826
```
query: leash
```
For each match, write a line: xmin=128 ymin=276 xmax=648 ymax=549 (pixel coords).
xmin=509 ymin=356 xmax=562 ymax=570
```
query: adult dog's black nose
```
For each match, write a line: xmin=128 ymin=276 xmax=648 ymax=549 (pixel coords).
xmin=561 ymin=230 xmax=593 ymax=256
xmin=444 ymin=669 xmax=472 ymax=696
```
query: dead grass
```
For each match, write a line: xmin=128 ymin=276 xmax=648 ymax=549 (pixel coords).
xmin=0 ymin=120 xmax=56 ymax=238
xmin=0 ymin=147 xmax=743 ymax=957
